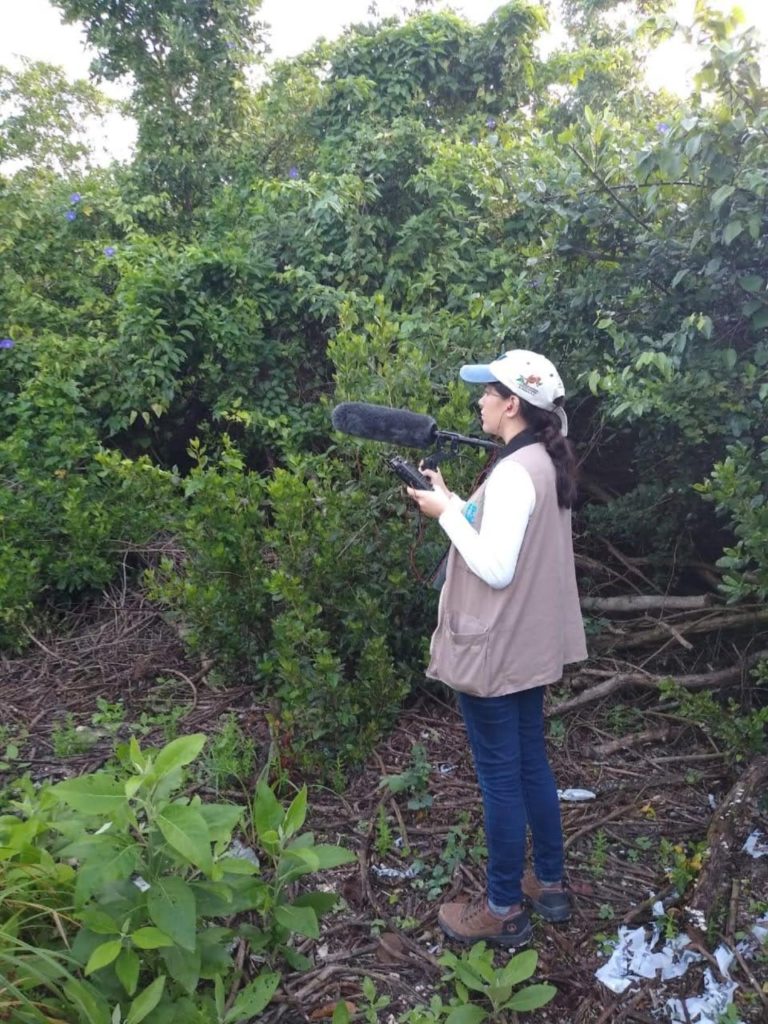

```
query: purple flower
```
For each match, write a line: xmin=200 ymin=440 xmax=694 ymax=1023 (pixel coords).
xmin=657 ymin=122 xmax=670 ymax=134
xmin=486 ymin=117 xmax=497 ymax=130
xmin=288 ymin=166 xmax=300 ymax=180
xmin=66 ymin=210 xmax=77 ymax=221
xmin=103 ymin=246 xmax=116 ymax=257
xmin=0 ymin=338 xmax=14 ymax=349
xmin=70 ymin=192 xmax=81 ymax=204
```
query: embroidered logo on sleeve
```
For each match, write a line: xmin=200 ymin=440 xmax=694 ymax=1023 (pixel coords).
xmin=463 ymin=501 xmax=478 ymax=524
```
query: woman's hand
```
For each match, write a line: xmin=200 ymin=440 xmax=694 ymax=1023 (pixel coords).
xmin=406 ymin=466 xmax=453 ymax=518
xmin=406 ymin=484 xmax=450 ymax=518
xmin=419 ymin=464 xmax=450 ymax=495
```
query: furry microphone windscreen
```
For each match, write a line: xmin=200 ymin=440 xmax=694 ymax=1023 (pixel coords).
xmin=331 ymin=402 xmax=437 ymax=448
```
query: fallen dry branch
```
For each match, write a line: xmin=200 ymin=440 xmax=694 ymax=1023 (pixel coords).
xmin=590 ymin=726 xmax=673 ymax=759
xmin=593 ymin=607 xmax=768 ymax=650
xmin=580 ymin=595 xmax=714 ymax=614
xmin=551 ymin=648 xmax=768 ymax=714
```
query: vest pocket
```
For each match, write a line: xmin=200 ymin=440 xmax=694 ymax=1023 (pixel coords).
xmin=444 ymin=615 xmax=489 ymax=690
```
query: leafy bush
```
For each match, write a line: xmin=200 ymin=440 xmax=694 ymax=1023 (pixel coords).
xmin=0 ymin=733 xmax=355 ymax=1023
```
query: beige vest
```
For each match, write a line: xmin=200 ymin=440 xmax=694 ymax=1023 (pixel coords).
xmin=426 ymin=443 xmax=587 ymax=696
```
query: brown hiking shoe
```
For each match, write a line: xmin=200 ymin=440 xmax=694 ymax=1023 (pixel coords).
xmin=438 ymin=897 xmax=532 ymax=948
xmin=522 ymin=871 xmax=572 ymax=922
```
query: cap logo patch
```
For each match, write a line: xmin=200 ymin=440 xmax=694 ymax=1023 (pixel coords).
xmin=516 ymin=373 xmax=542 ymax=395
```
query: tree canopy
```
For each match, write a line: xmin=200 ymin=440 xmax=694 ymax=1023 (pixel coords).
xmin=1 ymin=0 xmax=766 ymax=770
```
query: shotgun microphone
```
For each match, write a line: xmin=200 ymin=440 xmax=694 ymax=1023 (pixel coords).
xmin=331 ymin=402 xmax=438 ymax=449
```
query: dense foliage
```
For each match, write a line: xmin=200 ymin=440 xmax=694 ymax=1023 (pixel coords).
xmin=1 ymin=0 xmax=766 ymax=773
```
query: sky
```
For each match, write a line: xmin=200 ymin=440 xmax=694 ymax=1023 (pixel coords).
xmin=2 ymin=0 xmax=767 ymax=163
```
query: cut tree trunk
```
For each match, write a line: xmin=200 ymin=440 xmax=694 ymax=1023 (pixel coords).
xmin=686 ymin=755 xmax=768 ymax=930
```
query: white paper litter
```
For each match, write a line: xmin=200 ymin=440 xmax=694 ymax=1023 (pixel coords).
xmin=742 ymin=829 xmax=768 ymax=858
xmin=228 ymin=838 xmax=259 ymax=865
xmin=597 ymin=910 xmax=767 ymax=1022
xmin=666 ymin=969 xmax=738 ymax=1024
xmin=437 ymin=763 xmax=457 ymax=775
xmin=557 ymin=787 xmax=596 ymax=802
xmin=132 ymin=875 xmax=151 ymax=892
xmin=372 ymin=863 xmax=420 ymax=880
xmin=595 ymin=926 xmax=703 ymax=994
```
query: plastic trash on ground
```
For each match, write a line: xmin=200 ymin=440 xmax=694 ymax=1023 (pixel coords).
xmin=557 ymin=787 xmax=596 ymax=801
xmin=742 ymin=829 xmax=768 ymax=858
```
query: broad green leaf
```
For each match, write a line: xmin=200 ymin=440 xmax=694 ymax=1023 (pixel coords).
xmin=131 ymin=927 xmax=175 ymax=949
xmin=63 ymin=979 xmax=112 ymax=1024
xmin=85 ymin=939 xmax=123 ymax=975
xmin=253 ymin=781 xmax=284 ymax=839
xmin=281 ymin=945 xmax=313 ymax=971
xmin=116 ymin=948 xmax=140 ymax=996
xmin=224 ymin=970 xmax=280 ymax=1022
xmin=738 ymin=274 xmax=763 ymax=292
xmin=293 ymin=891 xmax=338 ymax=915
xmin=710 ymin=184 xmax=735 ymax=209
xmin=283 ymin=786 xmax=308 ymax=837
xmin=311 ymin=844 xmax=357 ymax=869
xmin=752 ymin=308 xmax=768 ymax=330
xmin=197 ymin=803 xmax=244 ymax=841
xmin=332 ymin=1000 xmax=351 ymax=1024
xmin=500 ymin=948 xmax=538 ymax=987
xmin=80 ymin=909 xmax=120 ymax=935
xmin=275 ymin=903 xmax=319 ymax=938
xmin=126 ymin=975 xmax=166 ymax=1024
xmin=53 ymin=773 xmax=126 ymax=816
xmin=153 ymin=734 xmax=206 ymax=777
xmin=74 ymin=840 xmax=140 ymax=905
xmin=445 ymin=1004 xmax=487 ymax=1024
xmin=506 ymin=983 xmax=558 ymax=1011
xmin=147 ymin=876 xmax=197 ymax=951
xmin=218 ymin=855 xmax=260 ymax=875
xmin=723 ymin=220 xmax=743 ymax=245
xmin=162 ymin=944 xmax=201 ymax=995
xmin=156 ymin=803 xmax=213 ymax=874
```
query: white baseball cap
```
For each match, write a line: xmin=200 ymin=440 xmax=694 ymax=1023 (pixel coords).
xmin=460 ymin=349 xmax=568 ymax=435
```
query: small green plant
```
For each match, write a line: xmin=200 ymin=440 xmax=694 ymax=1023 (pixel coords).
xmin=0 ymin=732 xmax=356 ymax=1022
xmin=627 ymin=833 xmax=653 ymax=863
xmin=50 ymin=713 xmax=96 ymax=756
xmin=547 ymin=717 xmax=566 ymax=745
xmin=658 ymin=679 xmax=768 ymax=764
xmin=604 ymin=704 xmax=643 ymax=735
xmin=360 ymin=976 xmax=391 ymax=1023
xmin=437 ymin=942 xmax=557 ymax=1019
xmin=90 ymin=696 xmax=126 ymax=729
xmin=417 ymin=819 xmax=485 ymax=901
xmin=374 ymin=805 xmax=394 ymax=858
xmin=200 ymin=712 xmax=257 ymax=793
xmin=594 ymin=932 xmax=616 ymax=956
xmin=598 ymin=903 xmax=615 ymax=920
xmin=380 ymin=743 xmax=433 ymax=810
xmin=589 ymin=830 xmax=609 ymax=878
xmin=659 ymin=838 xmax=706 ymax=894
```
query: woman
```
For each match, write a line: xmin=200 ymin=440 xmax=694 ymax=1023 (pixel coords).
xmin=406 ymin=349 xmax=587 ymax=948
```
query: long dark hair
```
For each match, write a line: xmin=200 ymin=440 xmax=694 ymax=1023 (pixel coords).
xmin=493 ymin=383 xmax=577 ymax=509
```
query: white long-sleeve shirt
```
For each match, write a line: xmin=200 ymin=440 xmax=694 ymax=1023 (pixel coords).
xmin=437 ymin=458 xmax=536 ymax=589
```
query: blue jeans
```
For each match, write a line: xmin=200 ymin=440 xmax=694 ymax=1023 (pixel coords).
xmin=458 ymin=686 xmax=563 ymax=907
